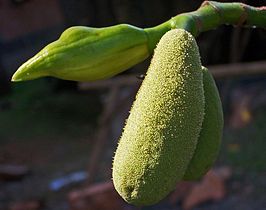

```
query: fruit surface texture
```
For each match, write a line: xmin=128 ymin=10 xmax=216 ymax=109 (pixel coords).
xmin=112 ymin=29 xmax=205 ymax=206
xmin=184 ymin=67 xmax=223 ymax=180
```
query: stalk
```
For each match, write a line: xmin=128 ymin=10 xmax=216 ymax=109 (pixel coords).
xmin=145 ymin=1 xmax=266 ymax=51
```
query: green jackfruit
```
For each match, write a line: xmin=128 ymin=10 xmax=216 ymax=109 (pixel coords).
xmin=183 ymin=67 xmax=224 ymax=180
xmin=112 ymin=29 xmax=204 ymax=206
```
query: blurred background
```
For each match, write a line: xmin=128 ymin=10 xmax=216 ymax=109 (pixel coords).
xmin=0 ymin=0 xmax=266 ymax=210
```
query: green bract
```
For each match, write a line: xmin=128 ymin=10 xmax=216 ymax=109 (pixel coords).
xmin=12 ymin=24 xmax=149 ymax=82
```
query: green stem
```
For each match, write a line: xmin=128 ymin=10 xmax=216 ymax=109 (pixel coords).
xmin=145 ymin=1 xmax=266 ymax=52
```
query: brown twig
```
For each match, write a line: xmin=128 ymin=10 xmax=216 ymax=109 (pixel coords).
xmin=86 ymin=86 xmax=119 ymax=185
xmin=78 ymin=61 xmax=266 ymax=92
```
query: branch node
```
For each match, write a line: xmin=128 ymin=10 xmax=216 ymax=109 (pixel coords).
xmin=191 ymin=14 xmax=203 ymax=35
xmin=201 ymin=1 xmax=225 ymax=25
xmin=200 ymin=1 xmax=210 ymax=8
xmin=237 ymin=3 xmax=249 ymax=27
xmin=259 ymin=6 xmax=266 ymax=11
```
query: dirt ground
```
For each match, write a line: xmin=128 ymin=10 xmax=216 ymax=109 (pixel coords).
xmin=0 ymin=80 xmax=266 ymax=210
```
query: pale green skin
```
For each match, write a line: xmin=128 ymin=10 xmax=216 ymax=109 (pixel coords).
xmin=12 ymin=24 xmax=149 ymax=82
xmin=112 ymin=29 xmax=204 ymax=206
xmin=183 ymin=67 xmax=224 ymax=180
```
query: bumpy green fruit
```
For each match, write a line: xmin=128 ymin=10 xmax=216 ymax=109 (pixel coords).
xmin=112 ymin=29 xmax=204 ymax=206
xmin=183 ymin=67 xmax=224 ymax=180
